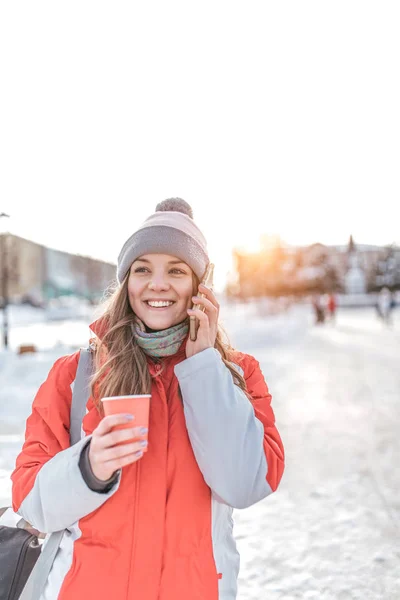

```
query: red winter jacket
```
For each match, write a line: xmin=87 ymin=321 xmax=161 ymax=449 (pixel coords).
xmin=12 ymin=325 xmax=284 ymax=599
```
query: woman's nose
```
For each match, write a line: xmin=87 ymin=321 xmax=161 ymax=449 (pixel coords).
xmin=148 ymin=276 xmax=170 ymax=291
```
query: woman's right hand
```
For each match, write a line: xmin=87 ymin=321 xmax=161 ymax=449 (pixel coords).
xmin=88 ymin=414 xmax=147 ymax=481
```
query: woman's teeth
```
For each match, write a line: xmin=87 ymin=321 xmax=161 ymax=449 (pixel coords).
xmin=146 ymin=301 xmax=174 ymax=308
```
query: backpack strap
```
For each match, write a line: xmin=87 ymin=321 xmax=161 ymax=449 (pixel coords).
xmin=70 ymin=346 xmax=93 ymax=446
xmin=18 ymin=347 xmax=93 ymax=600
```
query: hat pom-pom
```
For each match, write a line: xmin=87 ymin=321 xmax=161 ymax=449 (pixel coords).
xmin=155 ymin=198 xmax=194 ymax=219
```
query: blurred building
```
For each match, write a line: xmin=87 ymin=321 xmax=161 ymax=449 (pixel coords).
xmin=0 ymin=234 xmax=116 ymax=305
xmin=231 ymin=235 xmax=400 ymax=298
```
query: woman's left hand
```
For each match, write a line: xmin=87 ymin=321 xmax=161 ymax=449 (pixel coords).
xmin=186 ymin=284 xmax=219 ymax=358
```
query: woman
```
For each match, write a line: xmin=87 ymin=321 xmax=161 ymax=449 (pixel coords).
xmin=11 ymin=198 xmax=285 ymax=600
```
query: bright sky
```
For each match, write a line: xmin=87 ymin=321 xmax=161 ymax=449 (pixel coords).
xmin=1 ymin=1 xmax=399 ymax=290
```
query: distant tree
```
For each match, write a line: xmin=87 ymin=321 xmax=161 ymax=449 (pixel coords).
xmin=370 ymin=244 xmax=400 ymax=291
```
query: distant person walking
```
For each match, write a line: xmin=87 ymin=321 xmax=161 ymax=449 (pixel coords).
xmin=312 ymin=294 xmax=325 ymax=324
xmin=326 ymin=293 xmax=337 ymax=322
xmin=377 ymin=287 xmax=393 ymax=326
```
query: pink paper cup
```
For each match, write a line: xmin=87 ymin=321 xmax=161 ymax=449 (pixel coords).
xmin=101 ymin=394 xmax=151 ymax=450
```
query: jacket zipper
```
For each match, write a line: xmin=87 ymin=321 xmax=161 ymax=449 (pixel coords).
xmin=127 ymin=460 xmax=141 ymax=595
xmin=127 ymin=361 xmax=161 ymax=595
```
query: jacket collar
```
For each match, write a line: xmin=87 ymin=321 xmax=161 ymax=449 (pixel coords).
xmin=89 ymin=316 xmax=108 ymax=340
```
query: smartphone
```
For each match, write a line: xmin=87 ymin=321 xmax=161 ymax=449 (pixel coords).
xmin=189 ymin=263 xmax=215 ymax=341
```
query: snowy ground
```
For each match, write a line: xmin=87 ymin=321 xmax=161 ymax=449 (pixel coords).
xmin=0 ymin=302 xmax=399 ymax=599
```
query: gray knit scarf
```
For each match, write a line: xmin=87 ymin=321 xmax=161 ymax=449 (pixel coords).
xmin=132 ymin=318 xmax=188 ymax=358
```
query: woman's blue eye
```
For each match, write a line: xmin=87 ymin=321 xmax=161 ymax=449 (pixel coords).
xmin=170 ymin=269 xmax=186 ymax=274
xmin=134 ymin=267 xmax=149 ymax=273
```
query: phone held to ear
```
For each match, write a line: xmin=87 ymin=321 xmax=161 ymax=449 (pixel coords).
xmin=189 ymin=263 xmax=215 ymax=341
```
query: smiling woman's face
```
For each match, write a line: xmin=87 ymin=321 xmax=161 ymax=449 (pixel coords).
xmin=128 ymin=253 xmax=195 ymax=331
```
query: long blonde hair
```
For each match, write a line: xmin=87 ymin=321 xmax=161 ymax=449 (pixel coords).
xmin=90 ymin=272 xmax=248 ymax=414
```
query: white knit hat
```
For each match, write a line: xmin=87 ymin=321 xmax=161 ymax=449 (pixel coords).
xmin=117 ymin=198 xmax=209 ymax=283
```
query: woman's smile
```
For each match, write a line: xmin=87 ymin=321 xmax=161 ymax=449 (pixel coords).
xmin=143 ymin=299 xmax=176 ymax=310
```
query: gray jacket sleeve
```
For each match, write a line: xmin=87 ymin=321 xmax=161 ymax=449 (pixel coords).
xmin=174 ymin=348 xmax=271 ymax=509
xmin=16 ymin=436 xmax=121 ymax=533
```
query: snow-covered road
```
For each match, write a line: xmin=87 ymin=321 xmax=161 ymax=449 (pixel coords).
xmin=1 ymin=303 xmax=399 ymax=599
xmin=230 ymin=305 xmax=400 ymax=600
